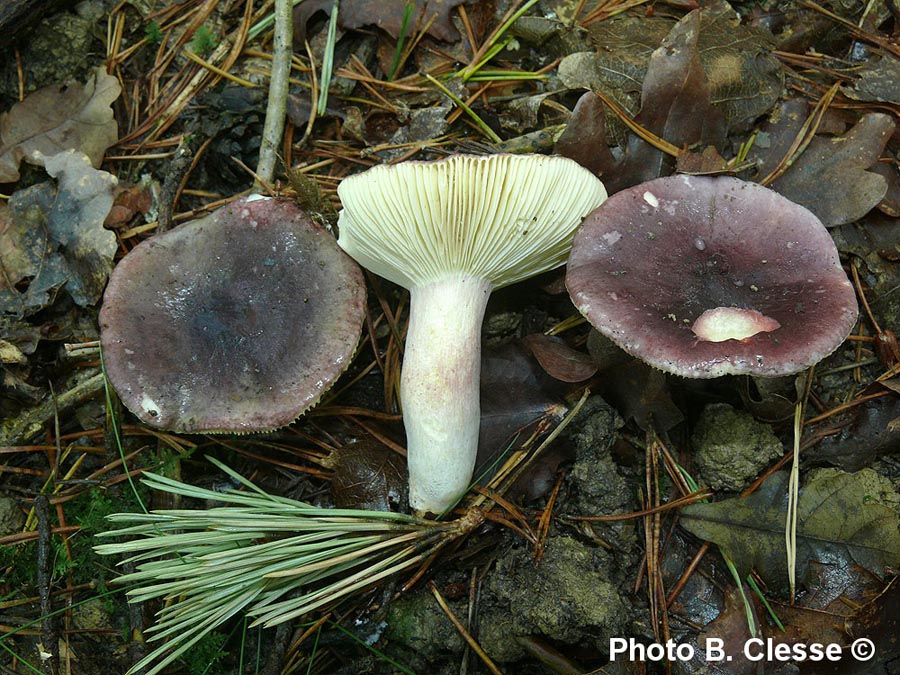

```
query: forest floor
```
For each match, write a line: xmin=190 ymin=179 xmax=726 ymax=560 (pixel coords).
xmin=1 ymin=1 xmax=899 ymax=674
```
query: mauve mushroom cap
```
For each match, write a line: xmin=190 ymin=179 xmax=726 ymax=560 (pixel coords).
xmin=566 ymin=175 xmax=858 ymax=378
xmin=100 ymin=196 xmax=365 ymax=432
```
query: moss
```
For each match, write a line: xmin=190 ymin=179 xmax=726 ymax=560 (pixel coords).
xmin=384 ymin=590 xmax=466 ymax=662
xmin=692 ymin=403 xmax=782 ymax=491
xmin=479 ymin=535 xmax=629 ymax=662
xmin=0 ymin=485 xmax=147 ymax=593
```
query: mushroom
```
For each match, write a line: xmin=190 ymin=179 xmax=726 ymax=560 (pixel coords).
xmin=336 ymin=153 xmax=607 ymax=514
xmin=566 ymin=175 xmax=858 ymax=378
xmin=100 ymin=195 xmax=365 ymax=432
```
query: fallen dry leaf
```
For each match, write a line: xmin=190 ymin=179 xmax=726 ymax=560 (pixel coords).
xmin=522 ymin=333 xmax=598 ymax=383
xmin=341 ymin=0 xmax=468 ymax=41
xmin=771 ymin=113 xmax=895 ymax=227
xmin=680 ymin=471 xmax=900 ymax=592
xmin=697 ymin=585 xmax=760 ymax=675
xmin=0 ymin=182 xmax=65 ymax=316
xmin=297 ymin=0 xmax=468 ymax=44
xmin=633 ymin=10 xmax=727 ymax=166
xmin=553 ymin=92 xmax=614 ymax=178
xmin=595 ymin=359 xmax=684 ymax=433
xmin=842 ymin=54 xmax=900 ymax=105
xmin=104 ymin=181 xmax=155 ymax=230
xmin=0 ymin=150 xmax=117 ymax=317
xmin=557 ymin=9 xmax=729 ymax=192
xmin=559 ymin=0 xmax=782 ymax=137
xmin=0 ymin=66 xmax=120 ymax=183
xmin=871 ymin=160 xmax=900 ymax=217
xmin=478 ymin=342 xmax=566 ymax=481
xmin=748 ymin=97 xmax=808 ymax=179
xmin=809 ymin=394 xmax=900 ymax=471
xmin=607 ymin=9 xmax=727 ymax=188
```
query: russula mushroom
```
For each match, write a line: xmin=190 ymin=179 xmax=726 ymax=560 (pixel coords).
xmin=566 ymin=175 xmax=858 ymax=378
xmin=337 ymin=154 xmax=607 ymax=514
xmin=100 ymin=196 xmax=365 ymax=432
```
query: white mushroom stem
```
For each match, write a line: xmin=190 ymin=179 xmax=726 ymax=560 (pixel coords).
xmin=403 ymin=275 xmax=491 ymax=515
xmin=335 ymin=154 xmax=608 ymax=515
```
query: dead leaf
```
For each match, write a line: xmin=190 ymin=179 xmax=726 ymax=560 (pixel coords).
xmin=560 ymin=13 xmax=673 ymax=123
xmin=554 ymin=92 xmax=615 ymax=179
xmin=330 ymin=440 xmax=407 ymax=511
xmin=0 ymin=182 xmax=67 ymax=316
xmin=697 ymin=585 xmax=760 ymax=675
xmin=675 ymin=145 xmax=730 ymax=174
xmin=43 ymin=150 xmax=118 ymax=306
xmin=771 ymin=113 xmax=895 ymax=227
xmin=630 ymin=10 xmax=727 ymax=178
xmin=809 ymin=394 xmax=900 ymax=471
xmin=595 ymin=359 xmax=684 ymax=433
xmin=558 ymin=0 xmax=782 ymax=141
xmin=477 ymin=342 xmax=567 ymax=499
xmin=776 ymin=577 xmax=899 ymax=675
xmin=479 ymin=342 xmax=564 ymax=448
xmin=738 ymin=375 xmax=799 ymax=423
xmin=696 ymin=1 xmax=782 ymax=131
xmin=0 ymin=150 xmax=117 ymax=317
xmin=522 ymin=333 xmax=597 ymax=383
xmin=504 ymin=93 xmax=555 ymax=131
xmin=748 ymin=98 xmax=809 ymax=179
xmin=104 ymin=182 xmax=154 ymax=230
xmin=680 ymin=471 xmax=900 ymax=592
xmin=842 ymin=54 xmax=900 ymax=105
xmin=0 ymin=66 xmax=120 ymax=183
xmin=557 ymin=10 xmax=728 ymax=192
xmin=340 ymin=0 xmax=468 ymax=42
xmin=819 ymin=581 xmax=900 ymax=675
xmin=871 ymin=160 xmax=900 ymax=218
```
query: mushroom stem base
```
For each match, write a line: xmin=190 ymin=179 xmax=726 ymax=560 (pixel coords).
xmin=402 ymin=276 xmax=492 ymax=515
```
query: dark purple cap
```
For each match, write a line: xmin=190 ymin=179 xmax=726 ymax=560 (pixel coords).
xmin=100 ymin=196 xmax=365 ymax=431
xmin=566 ymin=176 xmax=858 ymax=377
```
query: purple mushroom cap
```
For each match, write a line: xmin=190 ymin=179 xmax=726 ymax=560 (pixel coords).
xmin=566 ymin=176 xmax=858 ymax=378
xmin=100 ymin=196 xmax=365 ymax=432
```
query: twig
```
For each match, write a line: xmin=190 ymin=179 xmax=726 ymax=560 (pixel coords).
xmin=35 ymin=495 xmax=59 ymax=675
xmin=0 ymin=372 xmax=105 ymax=447
xmin=156 ymin=139 xmax=195 ymax=232
xmin=256 ymin=0 xmax=293 ymax=187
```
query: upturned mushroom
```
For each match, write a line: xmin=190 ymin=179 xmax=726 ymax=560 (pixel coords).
xmin=566 ymin=175 xmax=858 ymax=378
xmin=337 ymin=153 xmax=607 ymax=514
xmin=100 ymin=195 xmax=365 ymax=432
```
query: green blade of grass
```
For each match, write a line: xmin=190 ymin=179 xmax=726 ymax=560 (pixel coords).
xmin=388 ymin=1 xmax=416 ymax=81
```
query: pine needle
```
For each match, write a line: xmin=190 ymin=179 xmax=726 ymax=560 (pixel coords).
xmin=96 ymin=457 xmax=477 ymax=675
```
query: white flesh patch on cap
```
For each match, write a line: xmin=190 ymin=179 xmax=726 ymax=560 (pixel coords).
xmin=642 ymin=191 xmax=659 ymax=207
xmin=139 ymin=393 xmax=161 ymax=418
xmin=691 ymin=307 xmax=781 ymax=343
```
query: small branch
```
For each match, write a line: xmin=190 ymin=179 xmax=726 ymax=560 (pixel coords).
xmin=255 ymin=0 xmax=293 ymax=188
xmin=35 ymin=495 xmax=59 ymax=675
xmin=0 ymin=371 xmax=105 ymax=447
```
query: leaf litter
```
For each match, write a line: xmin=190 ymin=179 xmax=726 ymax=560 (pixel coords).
xmin=1 ymin=150 xmax=117 ymax=318
xmin=680 ymin=470 xmax=900 ymax=592
xmin=1 ymin=0 xmax=899 ymax=673
xmin=0 ymin=66 xmax=120 ymax=183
